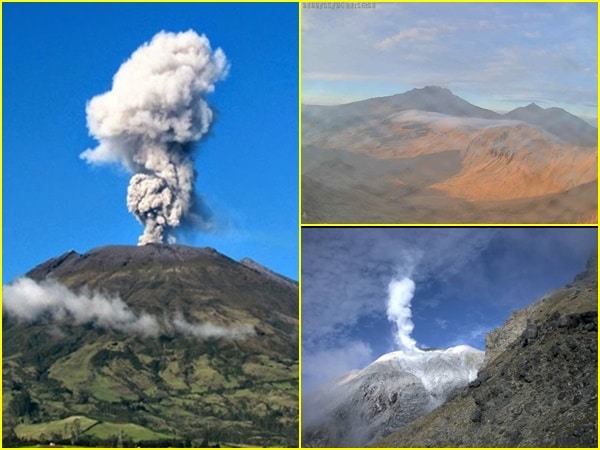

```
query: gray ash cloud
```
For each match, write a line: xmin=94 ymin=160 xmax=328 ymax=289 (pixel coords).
xmin=81 ymin=30 xmax=228 ymax=245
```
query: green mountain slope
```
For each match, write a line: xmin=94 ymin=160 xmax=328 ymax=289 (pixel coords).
xmin=3 ymin=244 xmax=298 ymax=447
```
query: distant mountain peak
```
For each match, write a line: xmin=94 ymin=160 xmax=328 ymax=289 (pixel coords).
xmin=386 ymin=86 xmax=500 ymax=119
xmin=505 ymin=102 xmax=597 ymax=146
xmin=524 ymin=102 xmax=544 ymax=110
xmin=408 ymin=86 xmax=455 ymax=99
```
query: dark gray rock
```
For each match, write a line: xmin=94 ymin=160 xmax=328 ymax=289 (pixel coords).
xmin=470 ymin=409 xmax=482 ymax=423
xmin=523 ymin=322 xmax=538 ymax=340
xmin=558 ymin=315 xmax=579 ymax=328
xmin=522 ymin=322 xmax=539 ymax=347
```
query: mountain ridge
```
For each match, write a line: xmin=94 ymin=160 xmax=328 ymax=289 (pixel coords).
xmin=303 ymin=86 xmax=597 ymax=147
xmin=26 ymin=244 xmax=296 ymax=284
xmin=505 ymin=102 xmax=596 ymax=147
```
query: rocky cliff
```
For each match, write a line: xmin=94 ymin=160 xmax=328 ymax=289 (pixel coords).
xmin=376 ymin=253 xmax=597 ymax=447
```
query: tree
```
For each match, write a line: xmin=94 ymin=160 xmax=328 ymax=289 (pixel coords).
xmin=69 ymin=418 xmax=82 ymax=445
xmin=78 ymin=388 xmax=92 ymax=404
xmin=8 ymin=390 xmax=35 ymax=417
xmin=2 ymin=424 xmax=23 ymax=447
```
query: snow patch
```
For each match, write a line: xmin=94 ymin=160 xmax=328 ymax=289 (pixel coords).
xmin=371 ymin=345 xmax=484 ymax=393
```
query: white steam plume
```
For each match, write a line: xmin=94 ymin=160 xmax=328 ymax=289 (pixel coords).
xmin=3 ymin=278 xmax=252 ymax=341
xmin=386 ymin=277 xmax=418 ymax=352
xmin=81 ymin=30 xmax=229 ymax=245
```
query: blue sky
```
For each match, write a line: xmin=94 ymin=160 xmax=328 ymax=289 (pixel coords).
xmin=302 ymin=227 xmax=597 ymax=392
xmin=302 ymin=2 xmax=597 ymax=122
xmin=3 ymin=3 xmax=299 ymax=282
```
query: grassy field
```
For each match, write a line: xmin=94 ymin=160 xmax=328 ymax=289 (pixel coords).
xmin=15 ymin=415 xmax=173 ymax=444
xmin=15 ymin=416 xmax=98 ymax=441
xmin=5 ymin=338 xmax=298 ymax=446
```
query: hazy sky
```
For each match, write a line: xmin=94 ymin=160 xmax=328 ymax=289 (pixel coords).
xmin=302 ymin=227 xmax=596 ymax=393
xmin=3 ymin=3 xmax=298 ymax=282
xmin=302 ymin=2 xmax=597 ymax=121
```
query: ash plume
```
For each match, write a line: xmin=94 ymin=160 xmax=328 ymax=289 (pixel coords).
xmin=386 ymin=277 xmax=418 ymax=352
xmin=81 ymin=30 xmax=229 ymax=245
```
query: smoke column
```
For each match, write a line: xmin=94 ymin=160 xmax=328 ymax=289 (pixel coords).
xmin=386 ymin=277 xmax=418 ymax=352
xmin=81 ymin=30 xmax=229 ymax=245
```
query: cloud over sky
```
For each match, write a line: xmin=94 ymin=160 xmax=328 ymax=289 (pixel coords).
xmin=301 ymin=228 xmax=596 ymax=392
xmin=302 ymin=3 xmax=597 ymax=120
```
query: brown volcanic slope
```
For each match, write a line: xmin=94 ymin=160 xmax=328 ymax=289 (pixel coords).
xmin=374 ymin=254 xmax=598 ymax=448
xmin=430 ymin=123 xmax=596 ymax=202
xmin=302 ymin=87 xmax=597 ymax=224
xmin=302 ymin=154 xmax=596 ymax=224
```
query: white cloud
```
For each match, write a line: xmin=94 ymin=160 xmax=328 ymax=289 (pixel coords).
xmin=172 ymin=312 xmax=254 ymax=340
xmin=301 ymin=228 xmax=497 ymax=348
xmin=302 ymin=340 xmax=373 ymax=393
xmin=3 ymin=277 xmax=253 ymax=341
xmin=524 ymin=31 xmax=541 ymax=39
xmin=375 ymin=27 xmax=440 ymax=50
xmin=302 ymin=71 xmax=382 ymax=82
xmin=302 ymin=3 xmax=596 ymax=114
xmin=3 ymin=277 xmax=160 ymax=337
xmin=375 ymin=24 xmax=458 ymax=51
xmin=435 ymin=318 xmax=448 ymax=329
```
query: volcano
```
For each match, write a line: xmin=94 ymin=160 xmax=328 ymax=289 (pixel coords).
xmin=302 ymin=345 xmax=484 ymax=447
xmin=2 ymin=244 xmax=298 ymax=447
xmin=302 ymin=86 xmax=597 ymax=224
xmin=375 ymin=254 xmax=598 ymax=447
xmin=302 ymin=254 xmax=597 ymax=448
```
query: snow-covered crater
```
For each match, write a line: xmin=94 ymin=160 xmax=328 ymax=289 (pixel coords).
xmin=303 ymin=345 xmax=485 ymax=447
